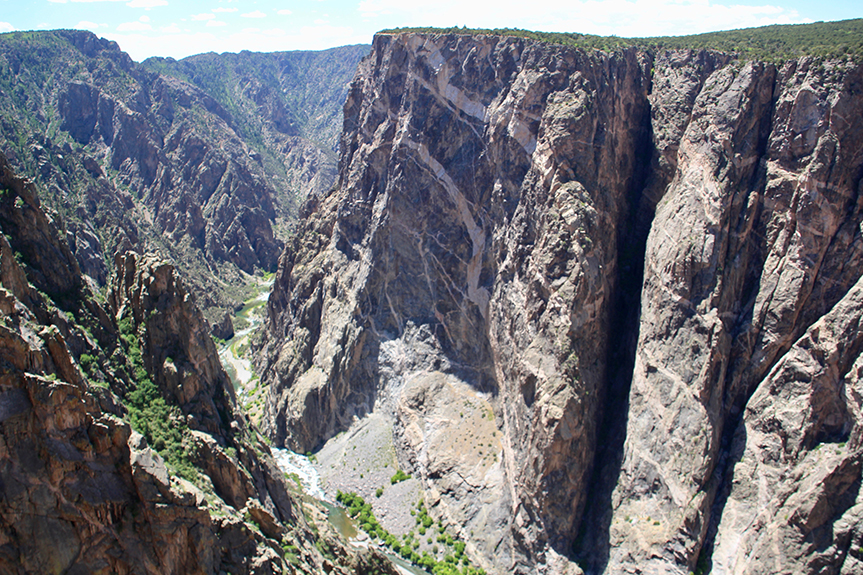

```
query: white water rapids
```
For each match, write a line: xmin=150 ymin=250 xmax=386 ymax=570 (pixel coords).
xmin=271 ymin=448 xmax=329 ymax=501
xmin=215 ymin=278 xmax=329 ymax=501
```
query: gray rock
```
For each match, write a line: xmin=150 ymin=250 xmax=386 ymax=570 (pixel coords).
xmin=257 ymin=33 xmax=863 ymax=575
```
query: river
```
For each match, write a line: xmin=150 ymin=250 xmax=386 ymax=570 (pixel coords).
xmin=216 ymin=276 xmax=428 ymax=575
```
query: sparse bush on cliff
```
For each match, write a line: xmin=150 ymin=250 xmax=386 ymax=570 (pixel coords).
xmin=381 ymin=19 xmax=863 ymax=62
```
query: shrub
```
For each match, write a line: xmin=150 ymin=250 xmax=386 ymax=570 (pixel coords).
xmin=390 ymin=469 xmax=411 ymax=484
xmin=79 ymin=353 xmax=95 ymax=373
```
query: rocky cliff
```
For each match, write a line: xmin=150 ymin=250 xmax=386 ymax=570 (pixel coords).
xmin=143 ymin=45 xmax=370 ymax=223
xmin=0 ymin=153 xmax=397 ymax=574
xmin=257 ymin=30 xmax=863 ymax=574
xmin=0 ymin=30 xmax=366 ymax=324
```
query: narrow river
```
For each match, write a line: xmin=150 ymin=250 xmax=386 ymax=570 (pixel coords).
xmin=216 ymin=277 xmax=428 ymax=575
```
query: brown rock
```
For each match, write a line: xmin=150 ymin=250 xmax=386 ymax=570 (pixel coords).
xmin=0 ymin=155 xmax=396 ymax=575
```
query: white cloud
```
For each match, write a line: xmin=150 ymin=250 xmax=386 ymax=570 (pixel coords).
xmin=242 ymin=11 xmax=267 ymax=19
xmin=192 ymin=13 xmax=215 ymax=21
xmin=277 ymin=9 xmax=292 ymax=15
xmin=140 ymin=15 xmax=150 ymax=23
xmin=104 ymin=23 xmax=367 ymax=61
xmin=213 ymin=7 xmax=238 ymax=13
xmin=117 ymin=21 xmax=152 ymax=31
xmin=160 ymin=23 xmax=182 ymax=33
xmin=0 ymin=22 xmax=15 ymax=33
xmin=49 ymin=0 xmax=125 ymax=3
xmin=76 ymin=20 xmax=102 ymax=29
xmin=206 ymin=20 xmax=227 ymax=27
xmin=126 ymin=0 xmax=168 ymax=7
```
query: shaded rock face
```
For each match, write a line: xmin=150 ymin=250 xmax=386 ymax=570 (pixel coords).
xmin=0 ymin=154 xmax=398 ymax=575
xmin=258 ymin=32 xmax=863 ymax=574
xmin=0 ymin=156 xmax=228 ymax=574
xmin=109 ymin=252 xmax=233 ymax=436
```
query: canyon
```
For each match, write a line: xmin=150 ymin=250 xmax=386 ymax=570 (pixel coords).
xmin=0 ymin=30 xmax=367 ymax=327
xmin=2 ymin=20 xmax=863 ymax=575
xmin=257 ymin=28 xmax=863 ymax=575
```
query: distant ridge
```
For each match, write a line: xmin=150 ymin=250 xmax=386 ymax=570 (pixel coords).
xmin=381 ymin=18 xmax=863 ymax=61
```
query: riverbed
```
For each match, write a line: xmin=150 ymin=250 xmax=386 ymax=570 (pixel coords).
xmin=215 ymin=276 xmax=428 ymax=575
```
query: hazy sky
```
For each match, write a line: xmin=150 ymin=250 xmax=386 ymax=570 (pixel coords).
xmin=0 ymin=0 xmax=860 ymax=61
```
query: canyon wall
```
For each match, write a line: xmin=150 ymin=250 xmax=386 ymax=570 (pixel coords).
xmin=0 ymin=153 xmax=396 ymax=574
xmin=0 ymin=30 xmax=366 ymax=323
xmin=257 ymin=32 xmax=863 ymax=574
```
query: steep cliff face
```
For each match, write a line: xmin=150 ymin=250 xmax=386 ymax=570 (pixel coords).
xmin=0 ymin=30 xmax=365 ymax=324
xmin=258 ymin=31 xmax=863 ymax=574
xmin=0 ymin=154 xmax=397 ymax=574
xmin=604 ymin=55 xmax=863 ymax=575
xmin=258 ymin=32 xmax=655 ymax=572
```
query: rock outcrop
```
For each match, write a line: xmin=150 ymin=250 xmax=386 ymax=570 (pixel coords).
xmin=0 ymin=31 xmax=366 ymax=325
xmin=109 ymin=252 xmax=234 ymax=436
xmin=257 ymin=31 xmax=863 ymax=574
xmin=0 ymin=153 xmax=397 ymax=574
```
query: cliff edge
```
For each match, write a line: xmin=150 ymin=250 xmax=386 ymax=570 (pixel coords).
xmin=257 ymin=30 xmax=863 ymax=574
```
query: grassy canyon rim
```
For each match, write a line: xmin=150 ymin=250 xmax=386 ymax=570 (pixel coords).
xmin=1 ymin=0 xmax=858 ymax=60
xmin=2 ymin=16 xmax=862 ymax=63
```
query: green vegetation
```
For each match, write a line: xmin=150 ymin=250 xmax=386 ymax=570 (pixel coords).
xmin=336 ymin=491 xmax=485 ymax=575
xmin=281 ymin=540 xmax=301 ymax=566
xmin=381 ymin=19 xmax=863 ymax=62
xmin=118 ymin=315 xmax=198 ymax=481
xmin=78 ymin=353 xmax=95 ymax=374
xmin=335 ymin=491 xmax=486 ymax=575
xmin=390 ymin=469 xmax=411 ymax=484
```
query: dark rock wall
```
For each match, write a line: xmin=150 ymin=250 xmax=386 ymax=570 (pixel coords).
xmin=0 ymin=153 xmax=396 ymax=575
xmin=258 ymin=32 xmax=863 ymax=574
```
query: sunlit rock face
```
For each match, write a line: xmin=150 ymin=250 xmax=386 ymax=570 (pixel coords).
xmin=0 ymin=152 xmax=401 ymax=575
xmin=258 ymin=31 xmax=863 ymax=575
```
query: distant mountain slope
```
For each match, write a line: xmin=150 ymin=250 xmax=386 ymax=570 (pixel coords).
xmin=144 ymin=45 xmax=370 ymax=230
xmin=0 ymin=30 xmax=367 ymax=325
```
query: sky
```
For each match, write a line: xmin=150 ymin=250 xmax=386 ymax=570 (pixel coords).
xmin=0 ymin=0 xmax=859 ymax=62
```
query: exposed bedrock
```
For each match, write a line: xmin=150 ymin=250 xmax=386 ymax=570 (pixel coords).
xmin=0 ymin=153 xmax=397 ymax=574
xmin=257 ymin=32 xmax=863 ymax=574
